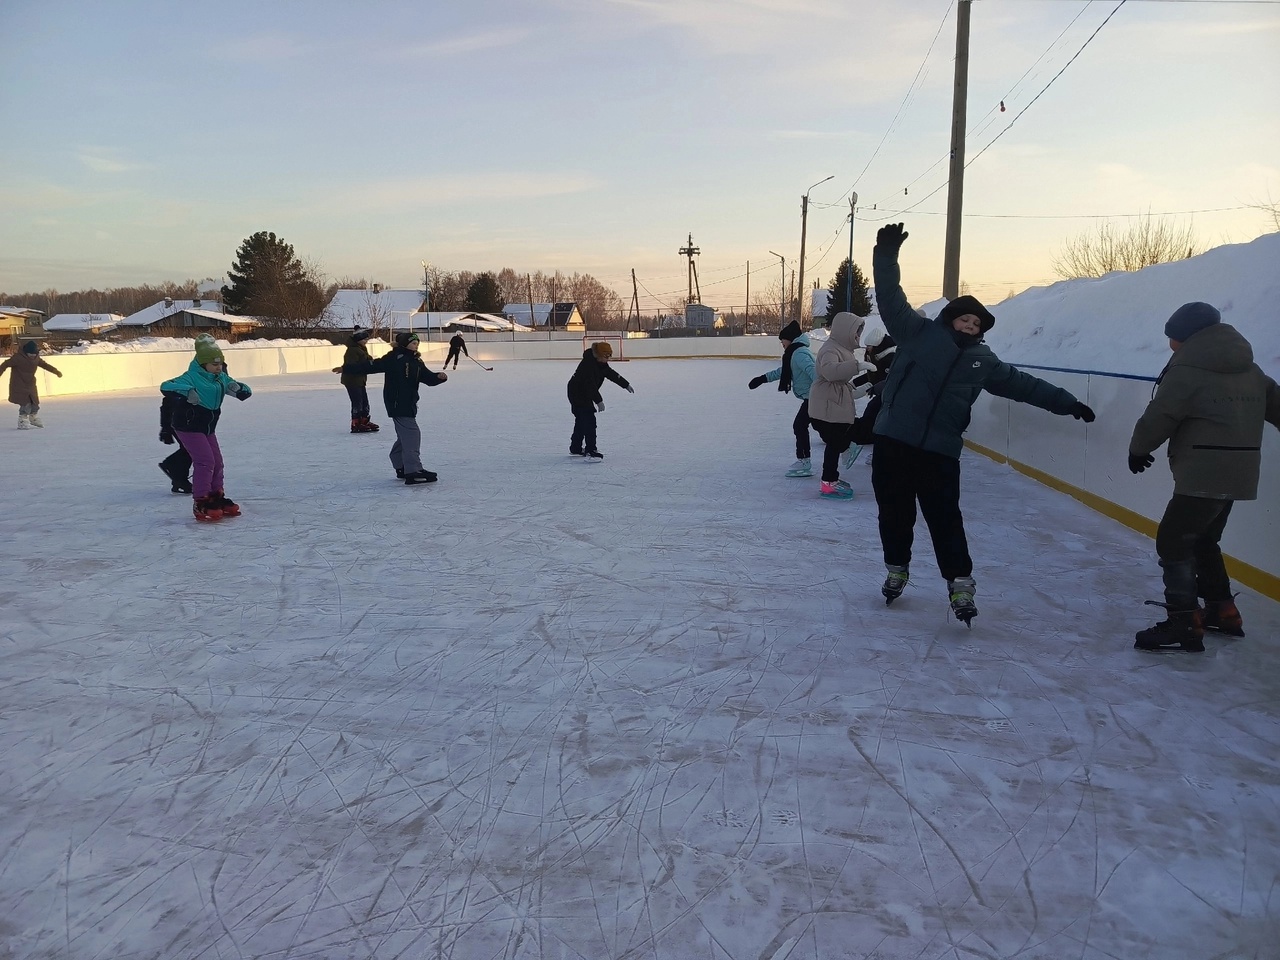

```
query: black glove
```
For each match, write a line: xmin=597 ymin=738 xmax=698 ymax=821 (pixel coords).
xmin=748 ymin=375 xmax=767 ymax=390
xmin=1128 ymin=451 xmax=1155 ymax=474
xmin=159 ymin=429 xmax=175 ymax=445
xmin=1069 ymin=402 xmax=1095 ymax=423
xmin=876 ymin=223 xmax=908 ymax=254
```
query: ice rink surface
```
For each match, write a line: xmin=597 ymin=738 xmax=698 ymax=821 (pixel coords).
xmin=1 ymin=358 xmax=1277 ymax=960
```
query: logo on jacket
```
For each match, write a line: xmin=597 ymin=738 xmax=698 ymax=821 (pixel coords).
xmin=972 ymin=361 xmax=981 ymax=368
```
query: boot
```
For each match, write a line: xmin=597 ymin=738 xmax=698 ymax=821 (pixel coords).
xmin=159 ymin=461 xmax=192 ymax=494
xmin=362 ymin=417 xmax=380 ymax=432
xmin=210 ymin=491 xmax=241 ymax=517
xmin=351 ymin=418 xmax=362 ymax=433
xmin=882 ymin=565 xmax=909 ymax=605
xmin=28 ymin=414 xmax=44 ymax=428
xmin=404 ymin=469 xmax=437 ymax=485
xmin=1134 ymin=604 xmax=1205 ymax=652
xmin=948 ymin=576 xmax=978 ymax=626
xmin=785 ymin=458 xmax=812 ymax=477
xmin=1202 ymin=598 xmax=1244 ymax=637
xmin=193 ymin=496 xmax=223 ymax=522
xmin=17 ymin=414 xmax=30 ymax=430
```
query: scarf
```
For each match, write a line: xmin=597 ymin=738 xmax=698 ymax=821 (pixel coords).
xmin=778 ymin=341 xmax=801 ymax=394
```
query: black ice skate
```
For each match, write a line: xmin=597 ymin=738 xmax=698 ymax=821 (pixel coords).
xmin=948 ymin=577 xmax=978 ymax=626
xmin=882 ymin=565 xmax=909 ymax=605
xmin=1134 ymin=602 xmax=1205 ymax=652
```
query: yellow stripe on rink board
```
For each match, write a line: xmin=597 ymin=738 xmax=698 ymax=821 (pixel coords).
xmin=965 ymin=440 xmax=1280 ymax=603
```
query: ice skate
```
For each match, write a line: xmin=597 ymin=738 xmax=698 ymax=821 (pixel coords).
xmin=820 ymin=479 xmax=852 ymax=500
xmin=882 ymin=565 xmax=909 ymax=605
xmin=28 ymin=414 xmax=44 ymax=428
xmin=404 ymin=470 xmax=437 ymax=485
xmin=210 ymin=491 xmax=241 ymax=517
xmin=17 ymin=415 xmax=30 ymax=430
xmin=1202 ymin=598 xmax=1244 ymax=637
xmin=584 ymin=450 xmax=604 ymax=462
xmin=785 ymin=458 xmax=812 ymax=477
xmin=840 ymin=445 xmax=863 ymax=470
xmin=947 ymin=576 xmax=978 ymax=626
xmin=193 ymin=496 xmax=223 ymax=522
xmin=1135 ymin=603 xmax=1205 ymax=652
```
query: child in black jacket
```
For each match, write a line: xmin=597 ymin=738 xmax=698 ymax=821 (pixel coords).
xmin=567 ymin=341 xmax=634 ymax=459
xmin=344 ymin=331 xmax=448 ymax=484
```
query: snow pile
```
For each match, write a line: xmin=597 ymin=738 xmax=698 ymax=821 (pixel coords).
xmin=56 ymin=336 xmax=335 ymax=355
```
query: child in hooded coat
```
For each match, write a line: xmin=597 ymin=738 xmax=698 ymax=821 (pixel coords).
xmin=871 ymin=223 xmax=1095 ymax=622
xmin=567 ymin=341 xmax=634 ymax=459
xmin=807 ymin=312 xmax=877 ymax=499
xmin=160 ymin=335 xmax=252 ymax=521
xmin=332 ymin=327 xmax=380 ymax=433
xmin=1 ymin=341 xmax=63 ymax=428
xmin=748 ymin=319 xmax=817 ymax=477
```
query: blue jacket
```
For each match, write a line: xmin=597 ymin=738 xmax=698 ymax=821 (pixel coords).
xmin=762 ymin=332 xmax=816 ymax=400
xmin=872 ymin=248 xmax=1081 ymax=458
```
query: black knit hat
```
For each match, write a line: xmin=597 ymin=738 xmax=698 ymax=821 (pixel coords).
xmin=394 ymin=331 xmax=420 ymax=349
xmin=21 ymin=340 xmax=38 ymax=355
xmin=352 ymin=327 xmax=373 ymax=341
xmin=1164 ymin=302 xmax=1220 ymax=343
xmin=937 ymin=295 xmax=996 ymax=333
xmin=778 ymin=320 xmax=802 ymax=342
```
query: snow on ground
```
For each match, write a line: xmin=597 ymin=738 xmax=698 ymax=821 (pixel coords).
xmin=55 ymin=335 xmax=333 ymax=355
xmin=2 ymin=359 xmax=1278 ymax=959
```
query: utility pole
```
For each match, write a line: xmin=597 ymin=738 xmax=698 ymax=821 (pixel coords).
xmin=943 ymin=0 xmax=972 ymax=301
xmin=421 ymin=261 xmax=431 ymax=340
xmin=796 ymin=175 xmax=833 ymax=329
xmin=679 ymin=233 xmax=701 ymax=304
xmin=846 ymin=193 xmax=858 ymax=313
xmin=627 ymin=269 xmax=640 ymax=331
xmin=744 ymin=260 xmax=750 ymax=333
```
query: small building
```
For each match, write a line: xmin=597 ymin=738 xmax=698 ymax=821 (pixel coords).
xmin=0 ymin=305 xmax=45 ymax=338
xmin=44 ymin=313 xmax=125 ymax=337
xmin=118 ymin=299 xmax=259 ymax=336
xmin=501 ymin=302 xmax=586 ymax=331
xmin=684 ymin=303 xmax=720 ymax=331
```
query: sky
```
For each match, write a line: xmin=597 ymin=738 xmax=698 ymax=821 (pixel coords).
xmin=2 ymin=0 xmax=1278 ymax=311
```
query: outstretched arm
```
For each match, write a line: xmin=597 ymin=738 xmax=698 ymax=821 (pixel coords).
xmin=1130 ymin=365 xmax=1194 ymax=455
xmin=872 ymin=224 xmax=930 ymax=346
xmin=603 ymin=365 xmax=632 ymax=392
xmin=983 ymin=360 xmax=1080 ymax=416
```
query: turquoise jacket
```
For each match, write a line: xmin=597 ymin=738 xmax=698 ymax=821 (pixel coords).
xmin=161 ymin=358 xmax=250 ymax=410
xmin=762 ymin=332 xmax=816 ymax=400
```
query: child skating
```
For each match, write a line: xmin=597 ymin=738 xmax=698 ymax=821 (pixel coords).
xmin=1 ymin=341 xmax=63 ymax=428
xmin=748 ymin=319 xmax=816 ymax=477
xmin=343 ymin=331 xmax=448 ymax=484
xmin=332 ymin=327 xmax=380 ymax=433
xmin=567 ymin=341 xmax=633 ymax=460
xmin=159 ymin=335 xmax=252 ymax=521
xmin=808 ymin=312 xmax=876 ymax=500
xmin=871 ymin=223 xmax=1095 ymax=624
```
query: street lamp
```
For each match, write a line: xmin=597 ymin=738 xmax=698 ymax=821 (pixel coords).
xmin=796 ymin=174 xmax=833 ymax=328
xmin=768 ymin=250 xmax=786 ymax=328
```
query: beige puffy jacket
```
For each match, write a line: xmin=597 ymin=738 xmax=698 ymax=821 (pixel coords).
xmin=808 ymin=312 xmax=876 ymax=423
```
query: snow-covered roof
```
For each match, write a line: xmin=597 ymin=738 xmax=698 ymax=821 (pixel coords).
xmin=324 ymin=289 xmax=427 ymax=328
xmin=0 ymin=305 xmax=44 ymax=317
xmin=119 ymin=299 xmax=223 ymax=327
xmin=501 ymin=302 xmax=581 ymax=326
xmin=44 ymin=313 xmax=126 ymax=331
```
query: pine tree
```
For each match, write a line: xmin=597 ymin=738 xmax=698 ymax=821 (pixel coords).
xmin=221 ymin=231 xmax=324 ymax=323
xmin=464 ymin=272 xmax=504 ymax=313
xmin=823 ymin=258 xmax=872 ymax=325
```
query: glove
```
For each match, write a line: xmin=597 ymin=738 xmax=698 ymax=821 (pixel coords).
xmin=159 ymin=429 xmax=175 ymax=445
xmin=625 ymin=384 xmax=634 ymax=394
xmin=1128 ymin=451 xmax=1155 ymax=474
xmin=1069 ymin=402 xmax=1095 ymax=422
xmin=748 ymin=375 xmax=767 ymax=390
xmin=876 ymin=223 xmax=909 ymax=254
xmin=186 ymin=388 xmax=200 ymax=404
xmin=596 ymin=400 xmax=605 ymax=412
xmin=236 ymin=387 xmax=251 ymax=400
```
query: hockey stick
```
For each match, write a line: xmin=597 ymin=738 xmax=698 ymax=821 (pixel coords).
xmin=466 ymin=354 xmax=493 ymax=371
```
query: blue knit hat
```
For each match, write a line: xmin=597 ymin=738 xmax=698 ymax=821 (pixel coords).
xmin=1164 ymin=302 xmax=1220 ymax=343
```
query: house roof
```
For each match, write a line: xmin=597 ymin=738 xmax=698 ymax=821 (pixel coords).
xmin=501 ymin=302 xmax=580 ymax=325
xmin=45 ymin=313 xmax=126 ymax=331
xmin=119 ymin=299 xmax=222 ymax=326
xmin=0 ymin=305 xmax=45 ymax=318
xmin=324 ymin=289 xmax=427 ymax=328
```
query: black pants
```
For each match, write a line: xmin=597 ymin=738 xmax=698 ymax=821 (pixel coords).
xmin=570 ymin=402 xmax=597 ymax=453
xmin=810 ymin=418 xmax=855 ymax=482
xmin=793 ymin=400 xmax=811 ymax=460
xmin=871 ymin=435 xmax=971 ymax=580
xmin=345 ymin=383 xmax=370 ymax=419
xmin=160 ymin=441 xmax=192 ymax=480
xmin=445 ymin=347 xmax=463 ymax=369
xmin=1155 ymin=494 xmax=1234 ymax=609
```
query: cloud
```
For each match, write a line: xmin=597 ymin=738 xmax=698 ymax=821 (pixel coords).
xmin=78 ymin=148 xmax=151 ymax=174
xmin=331 ymin=172 xmax=604 ymax=210
xmin=402 ymin=27 xmax=532 ymax=58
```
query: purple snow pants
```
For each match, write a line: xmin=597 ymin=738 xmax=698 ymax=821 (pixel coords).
xmin=174 ymin=431 xmax=224 ymax=499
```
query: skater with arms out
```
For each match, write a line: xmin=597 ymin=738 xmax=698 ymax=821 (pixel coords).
xmin=1 ymin=341 xmax=63 ymax=429
xmin=567 ymin=341 xmax=633 ymax=460
xmin=748 ymin=319 xmax=817 ymax=477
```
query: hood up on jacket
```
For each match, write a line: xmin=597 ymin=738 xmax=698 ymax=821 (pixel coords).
xmin=828 ymin=312 xmax=866 ymax=352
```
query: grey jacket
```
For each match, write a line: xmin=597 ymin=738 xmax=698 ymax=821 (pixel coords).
xmin=871 ymin=247 xmax=1082 ymax=458
xmin=1130 ymin=322 xmax=1280 ymax=500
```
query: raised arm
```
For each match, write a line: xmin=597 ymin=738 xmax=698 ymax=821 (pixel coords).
xmin=872 ymin=224 xmax=930 ymax=346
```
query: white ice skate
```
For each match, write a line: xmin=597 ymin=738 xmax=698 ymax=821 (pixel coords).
xmin=785 ymin=458 xmax=812 ymax=477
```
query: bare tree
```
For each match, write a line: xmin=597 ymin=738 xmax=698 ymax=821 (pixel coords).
xmin=1053 ymin=213 xmax=1201 ymax=280
xmin=1246 ymin=192 xmax=1280 ymax=232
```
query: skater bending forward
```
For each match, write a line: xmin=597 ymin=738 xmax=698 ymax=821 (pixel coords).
xmin=1128 ymin=301 xmax=1280 ymax=652
xmin=344 ymin=330 xmax=447 ymax=484
xmin=870 ymin=223 xmax=1095 ymax=623
xmin=567 ymin=341 xmax=633 ymax=460
xmin=159 ymin=335 xmax=252 ymax=522
xmin=748 ymin=319 xmax=817 ymax=478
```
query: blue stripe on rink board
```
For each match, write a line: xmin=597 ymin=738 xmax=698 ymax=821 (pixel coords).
xmin=1009 ymin=362 xmax=1157 ymax=382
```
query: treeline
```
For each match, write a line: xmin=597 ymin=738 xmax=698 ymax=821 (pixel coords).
xmin=0 ymin=280 xmax=215 ymax=320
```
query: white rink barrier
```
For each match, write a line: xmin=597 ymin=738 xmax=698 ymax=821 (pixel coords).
xmin=964 ymin=365 xmax=1279 ymax=599
xmin=26 ymin=340 xmax=1276 ymax=593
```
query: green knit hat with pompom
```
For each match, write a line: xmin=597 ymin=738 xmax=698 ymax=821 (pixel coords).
xmin=194 ymin=334 xmax=224 ymax=365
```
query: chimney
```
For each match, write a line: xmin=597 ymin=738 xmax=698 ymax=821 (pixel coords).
xmin=372 ymin=283 xmax=383 ymax=294
xmin=164 ymin=297 xmax=174 ymax=308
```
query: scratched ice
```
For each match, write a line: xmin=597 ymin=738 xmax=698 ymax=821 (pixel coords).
xmin=1 ymin=358 xmax=1277 ymax=960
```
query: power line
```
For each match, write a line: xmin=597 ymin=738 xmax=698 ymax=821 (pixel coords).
xmin=861 ymin=203 xmax=1249 ymax=220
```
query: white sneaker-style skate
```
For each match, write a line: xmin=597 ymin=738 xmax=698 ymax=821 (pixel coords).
xmin=785 ymin=458 xmax=812 ymax=477
xmin=17 ymin=415 xmax=31 ymax=430
xmin=27 ymin=414 xmax=44 ymax=428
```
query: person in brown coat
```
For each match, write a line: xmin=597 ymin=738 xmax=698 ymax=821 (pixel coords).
xmin=0 ymin=341 xmax=63 ymax=429
xmin=1129 ymin=302 xmax=1280 ymax=651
